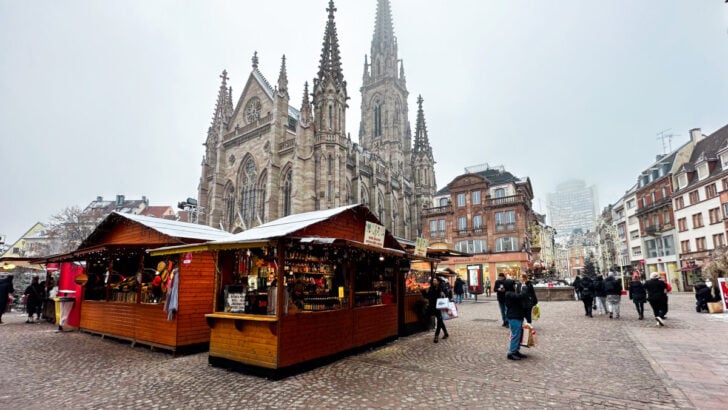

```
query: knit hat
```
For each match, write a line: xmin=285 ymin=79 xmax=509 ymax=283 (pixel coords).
xmin=608 ymin=271 xmax=615 ymax=277
xmin=650 ymin=272 xmax=659 ymax=279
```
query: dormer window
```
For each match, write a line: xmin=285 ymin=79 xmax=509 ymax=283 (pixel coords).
xmin=721 ymin=152 xmax=728 ymax=169
xmin=678 ymin=173 xmax=688 ymax=189
xmin=697 ymin=163 xmax=709 ymax=180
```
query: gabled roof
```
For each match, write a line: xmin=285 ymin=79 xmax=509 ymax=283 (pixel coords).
xmin=78 ymin=212 xmax=232 ymax=249
xmin=139 ymin=206 xmax=174 ymax=218
xmin=149 ymin=204 xmax=403 ymax=256
xmin=436 ymin=168 xmax=520 ymax=196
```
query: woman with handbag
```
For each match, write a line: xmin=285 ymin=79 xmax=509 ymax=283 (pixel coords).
xmin=424 ymin=277 xmax=449 ymax=343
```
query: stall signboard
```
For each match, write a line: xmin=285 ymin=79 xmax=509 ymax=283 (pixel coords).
xmin=414 ymin=237 xmax=428 ymax=257
xmin=183 ymin=252 xmax=193 ymax=265
xmin=364 ymin=221 xmax=385 ymax=248
xmin=224 ymin=285 xmax=246 ymax=313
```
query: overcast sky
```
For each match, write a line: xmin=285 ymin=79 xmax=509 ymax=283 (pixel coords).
xmin=1 ymin=0 xmax=727 ymax=244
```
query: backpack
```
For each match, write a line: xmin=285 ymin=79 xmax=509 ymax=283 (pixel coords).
xmin=581 ymin=281 xmax=593 ymax=297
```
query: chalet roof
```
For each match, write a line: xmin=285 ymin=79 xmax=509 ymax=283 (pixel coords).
xmin=78 ymin=212 xmax=232 ymax=249
xmin=149 ymin=204 xmax=403 ymax=256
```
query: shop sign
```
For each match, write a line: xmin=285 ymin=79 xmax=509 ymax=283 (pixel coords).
xmin=414 ymin=237 xmax=428 ymax=257
xmin=183 ymin=252 xmax=193 ymax=265
xmin=364 ymin=221 xmax=385 ymax=248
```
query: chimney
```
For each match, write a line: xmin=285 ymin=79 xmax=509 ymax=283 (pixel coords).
xmin=142 ymin=196 xmax=148 ymax=205
xmin=690 ymin=128 xmax=703 ymax=144
xmin=116 ymin=195 xmax=125 ymax=206
xmin=96 ymin=196 xmax=103 ymax=202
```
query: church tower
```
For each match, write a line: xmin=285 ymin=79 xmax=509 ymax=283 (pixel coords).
xmin=359 ymin=0 xmax=411 ymax=177
xmin=198 ymin=70 xmax=233 ymax=228
xmin=412 ymin=95 xmax=436 ymax=222
xmin=312 ymin=0 xmax=349 ymax=210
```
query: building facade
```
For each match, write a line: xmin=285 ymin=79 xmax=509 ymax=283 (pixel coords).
xmin=421 ymin=164 xmax=538 ymax=284
xmin=197 ymin=0 xmax=436 ymax=240
xmin=673 ymin=126 xmax=728 ymax=290
xmin=547 ymin=179 xmax=599 ymax=237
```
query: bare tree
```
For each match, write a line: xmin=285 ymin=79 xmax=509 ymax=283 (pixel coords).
xmin=46 ymin=206 xmax=98 ymax=254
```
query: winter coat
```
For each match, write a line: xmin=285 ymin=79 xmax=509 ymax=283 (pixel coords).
xmin=644 ymin=278 xmax=667 ymax=302
xmin=505 ymin=283 xmax=528 ymax=320
xmin=580 ymin=277 xmax=594 ymax=299
xmin=523 ymin=280 xmax=538 ymax=306
xmin=604 ymin=276 xmax=622 ymax=295
xmin=24 ymin=283 xmax=45 ymax=308
xmin=628 ymin=280 xmax=647 ymax=303
xmin=494 ymin=278 xmax=513 ymax=303
xmin=424 ymin=283 xmax=446 ymax=316
xmin=454 ymin=277 xmax=465 ymax=295
xmin=0 ymin=276 xmax=14 ymax=312
xmin=594 ymin=277 xmax=606 ymax=297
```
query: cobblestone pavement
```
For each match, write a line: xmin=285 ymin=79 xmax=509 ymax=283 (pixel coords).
xmin=1 ymin=293 xmax=725 ymax=409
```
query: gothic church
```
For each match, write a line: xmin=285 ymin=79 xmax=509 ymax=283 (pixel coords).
xmin=198 ymin=0 xmax=436 ymax=240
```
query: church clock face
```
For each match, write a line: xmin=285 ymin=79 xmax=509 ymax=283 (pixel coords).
xmin=245 ymin=97 xmax=261 ymax=123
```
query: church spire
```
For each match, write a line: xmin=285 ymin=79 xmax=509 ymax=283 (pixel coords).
xmin=300 ymin=81 xmax=312 ymax=126
xmin=211 ymin=69 xmax=233 ymax=130
xmin=413 ymin=95 xmax=432 ymax=158
xmin=277 ymin=54 xmax=288 ymax=98
xmin=316 ymin=0 xmax=345 ymax=90
xmin=372 ymin=0 xmax=395 ymax=54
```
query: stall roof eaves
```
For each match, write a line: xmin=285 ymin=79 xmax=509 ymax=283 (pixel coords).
xmin=114 ymin=212 xmax=233 ymax=241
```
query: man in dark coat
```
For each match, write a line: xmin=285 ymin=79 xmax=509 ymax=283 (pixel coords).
xmin=454 ymin=276 xmax=466 ymax=304
xmin=0 ymin=275 xmax=15 ymax=324
xmin=579 ymin=276 xmax=594 ymax=317
xmin=572 ymin=275 xmax=582 ymax=300
xmin=504 ymin=279 xmax=529 ymax=360
xmin=24 ymin=276 xmax=45 ymax=323
xmin=494 ymin=273 xmax=513 ymax=327
xmin=645 ymin=272 xmax=668 ymax=326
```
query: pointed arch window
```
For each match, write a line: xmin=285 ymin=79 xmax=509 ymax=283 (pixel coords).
xmin=283 ymin=170 xmax=293 ymax=216
xmin=239 ymin=159 xmax=258 ymax=228
xmin=377 ymin=191 xmax=385 ymax=220
xmin=327 ymin=154 xmax=333 ymax=175
xmin=224 ymin=184 xmax=235 ymax=230
xmin=328 ymin=104 xmax=333 ymax=129
xmin=374 ymin=101 xmax=382 ymax=137
xmin=360 ymin=186 xmax=369 ymax=207
xmin=258 ymin=172 xmax=267 ymax=224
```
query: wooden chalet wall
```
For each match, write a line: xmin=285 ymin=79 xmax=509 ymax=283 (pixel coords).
xmin=175 ymin=251 xmax=215 ymax=347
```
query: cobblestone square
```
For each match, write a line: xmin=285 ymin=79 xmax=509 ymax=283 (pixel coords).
xmin=1 ymin=293 xmax=726 ymax=409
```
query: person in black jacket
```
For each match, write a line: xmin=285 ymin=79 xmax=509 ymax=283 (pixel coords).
xmin=494 ymin=273 xmax=512 ymax=327
xmin=645 ymin=272 xmax=668 ymax=326
xmin=424 ymin=277 xmax=449 ymax=343
xmin=504 ymin=279 xmax=528 ymax=360
xmin=520 ymin=273 xmax=538 ymax=324
xmin=572 ymin=275 xmax=582 ymax=300
xmin=0 ymin=275 xmax=14 ymax=324
xmin=628 ymin=272 xmax=647 ymax=320
xmin=579 ymin=276 xmax=594 ymax=317
xmin=24 ymin=276 xmax=45 ymax=323
xmin=604 ymin=271 xmax=623 ymax=319
xmin=454 ymin=276 xmax=466 ymax=304
xmin=593 ymin=275 xmax=607 ymax=315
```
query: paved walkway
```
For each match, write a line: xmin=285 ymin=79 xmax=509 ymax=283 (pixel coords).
xmin=0 ymin=293 xmax=725 ymax=409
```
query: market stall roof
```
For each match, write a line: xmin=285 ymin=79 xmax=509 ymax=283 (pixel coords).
xmin=77 ymin=212 xmax=232 ymax=249
xmin=150 ymin=204 xmax=403 ymax=256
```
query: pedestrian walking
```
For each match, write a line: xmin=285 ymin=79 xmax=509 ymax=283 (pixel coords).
xmin=572 ymin=275 xmax=582 ymax=300
xmin=645 ymin=272 xmax=668 ymax=326
xmin=494 ymin=273 xmax=512 ymax=327
xmin=0 ymin=275 xmax=14 ymax=324
xmin=424 ymin=277 xmax=449 ymax=343
xmin=520 ymin=273 xmax=538 ymax=324
xmin=594 ymin=275 xmax=607 ymax=315
xmin=628 ymin=272 xmax=646 ymax=320
xmin=484 ymin=276 xmax=491 ymax=297
xmin=604 ymin=271 xmax=622 ymax=319
xmin=504 ymin=280 xmax=529 ymax=361
xmin=580 ymin=276 xmax=594 ymax=317
xmin=454 ymin=276 xmax=465 ymax=304
xmin=24 ymin=276 xmax=44 ymax=323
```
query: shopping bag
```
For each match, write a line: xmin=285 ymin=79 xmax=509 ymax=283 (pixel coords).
xmin=447 ymin=301 xmax=458 ymax=319
xmin=531 ymin=304 xmax=540 ymax=321
xmin=441 ymin=310 xmax=451 ymax=320
xmin=520 ymin=323 xmax=536 ymax=348
xmin=435 ymin=297 xmax=449 ymax=310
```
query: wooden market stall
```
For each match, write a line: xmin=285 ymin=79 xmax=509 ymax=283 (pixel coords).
xmin=45 ymin=212 xmax=231 ymax=353
xmin=150 ymin=204 xmax=409 ymax=377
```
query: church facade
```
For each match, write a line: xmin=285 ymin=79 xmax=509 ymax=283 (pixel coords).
xmin=197 ymin=0 xmax=436 ymax=240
